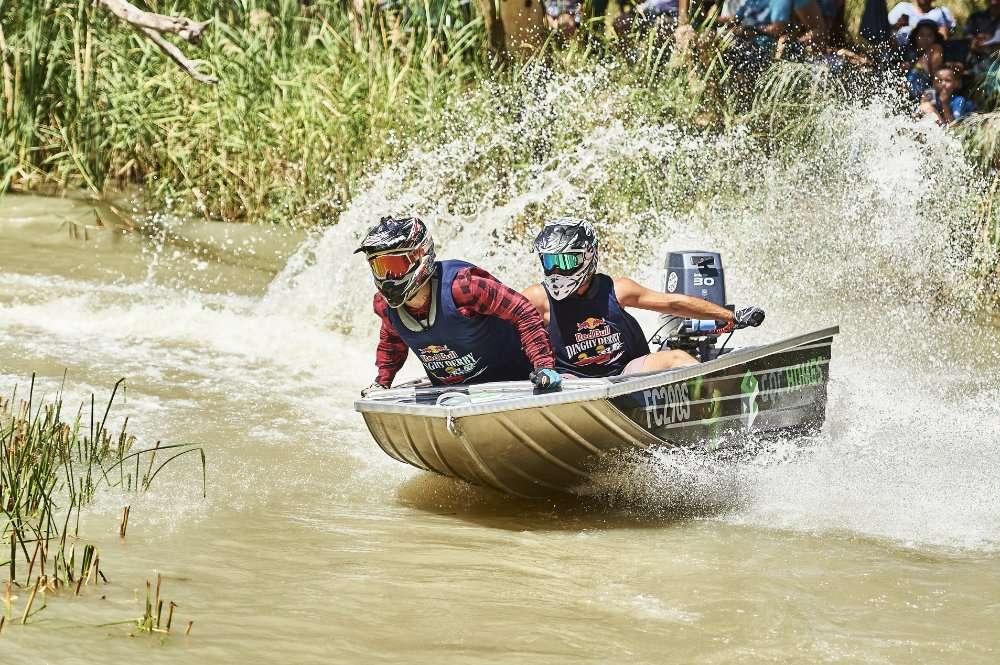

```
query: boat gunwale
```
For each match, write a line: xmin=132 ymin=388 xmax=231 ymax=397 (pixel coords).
xmin=354 ymin=326 xmax=839 ymax=419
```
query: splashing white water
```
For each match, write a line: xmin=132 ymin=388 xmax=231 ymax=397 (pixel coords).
xmin=261 ymin=67 xmax=998 ymax=551
xmin=1 ymin=65 xmax=995 ymax=553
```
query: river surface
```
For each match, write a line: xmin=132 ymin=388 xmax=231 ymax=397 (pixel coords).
xmin=1 ymin=192 xmax=998 ymax=663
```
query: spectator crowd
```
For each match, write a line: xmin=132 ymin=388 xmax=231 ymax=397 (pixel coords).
xmin=537 ymin=0 xmax=1000 ymax=124
xmin=360 ymin=0 xmax=998 ymax=125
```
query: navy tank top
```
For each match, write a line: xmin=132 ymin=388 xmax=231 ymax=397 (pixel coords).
xmin=545 ymin=273 xmax=650 ymax=377
xmin=386 ymin=260 xmax=533 ymax=386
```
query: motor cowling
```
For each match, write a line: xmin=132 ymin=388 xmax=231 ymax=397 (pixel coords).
xmin=652 ymin=251 xmax=733 ymax=362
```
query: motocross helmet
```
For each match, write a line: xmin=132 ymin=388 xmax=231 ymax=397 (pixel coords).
xmin=355 ymin=216 xmax=436 ymax=308
xmin=533 ymin=217 xmax=598 ymax=300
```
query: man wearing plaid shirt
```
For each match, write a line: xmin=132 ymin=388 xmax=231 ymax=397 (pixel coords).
xmin=355 ymin=216 xmax=562 ymax=394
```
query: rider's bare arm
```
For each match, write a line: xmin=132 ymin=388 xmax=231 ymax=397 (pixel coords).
xmin=613 ymin=277 xmax=735 ymax=322
xmin=521 ymin=283 xmax=551 ymax=326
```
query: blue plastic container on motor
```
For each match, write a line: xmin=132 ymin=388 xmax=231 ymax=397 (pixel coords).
xmin=682 ymin=319 xmax=720 ymax=334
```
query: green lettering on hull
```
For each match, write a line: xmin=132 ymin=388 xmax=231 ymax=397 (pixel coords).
xmin=786 ymin=356 xmax=825 ymax=391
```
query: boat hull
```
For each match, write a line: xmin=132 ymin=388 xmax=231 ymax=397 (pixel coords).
xmin=610 ymin=337 xmax=833 ymax=447
xmin=361 ymin=398 xmax=663 ymax=497
xmin=356 ymin=327 xmax=838 ymax=498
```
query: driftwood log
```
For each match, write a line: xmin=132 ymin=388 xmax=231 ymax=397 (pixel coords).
xmin=96 ymin=0 xmax=218 ymax=84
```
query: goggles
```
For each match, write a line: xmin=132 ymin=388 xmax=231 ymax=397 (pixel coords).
xmin=540 ymin=252 xmax=583 ymax=273
xmin=369 ymin=247 xmax=425 ymax=279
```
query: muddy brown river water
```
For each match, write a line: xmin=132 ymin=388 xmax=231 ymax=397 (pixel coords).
xmin=1 ymin=193 xmax=998 ymax=663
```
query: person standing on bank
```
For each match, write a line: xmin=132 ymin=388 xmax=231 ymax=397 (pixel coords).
xmin=522 ymin=217 xmax=766 ymax=377
xmin=356 ymin=216 xmax=562 ymax=395
xmin=888 ymin=0 xmax=955 ymax=45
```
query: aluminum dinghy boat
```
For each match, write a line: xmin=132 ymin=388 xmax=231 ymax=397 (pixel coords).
xmin=355 ymin=328 xmax=839 ymax=498
xmin=355 ymin=250 xmax=839 ymax=498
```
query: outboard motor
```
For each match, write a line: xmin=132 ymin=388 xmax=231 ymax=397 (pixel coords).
xmin=649 ymin=251 xmax=734 ymax=362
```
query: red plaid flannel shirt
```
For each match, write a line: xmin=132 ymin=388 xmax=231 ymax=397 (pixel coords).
xmin=372 ymin=266 xmax=554 ymax=387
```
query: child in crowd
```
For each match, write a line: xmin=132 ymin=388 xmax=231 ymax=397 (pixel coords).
xmin=904 ymin=19 xmax=944 ymax=99
xmin=889 ymin=0 xmax=955 ymax=45
xmin=920 ymin=65 xmax=978 ymax=124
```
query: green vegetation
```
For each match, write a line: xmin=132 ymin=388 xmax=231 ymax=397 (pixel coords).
xmin=0 ymin=1 xmax=997 ymax=302
xmin=0 ymin=0 xmax=488 ymax=224
xmin=973 ymin=172 xmax=1000 ymax=308
xmin=1 ymin=376 xmax=206 ymax=625
xmin=130 ymin=573 xmax=188 ymax=636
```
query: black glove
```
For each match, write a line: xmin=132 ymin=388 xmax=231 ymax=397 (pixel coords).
xmin=733 ymin=306 xmax=765 ymax=329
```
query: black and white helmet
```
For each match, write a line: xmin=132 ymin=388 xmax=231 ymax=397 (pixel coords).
xmin=355 ymin=216 xmax=436 ymax=308
xmin=533 ymin=217 xmax=599 ymax=300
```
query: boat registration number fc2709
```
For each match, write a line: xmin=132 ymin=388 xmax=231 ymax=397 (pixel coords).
xmin=641 ymin=383 xmax=691 ymax=428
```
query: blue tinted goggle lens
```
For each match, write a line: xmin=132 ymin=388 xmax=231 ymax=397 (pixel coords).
xmin=541 ymin=253 xmax=581 ymax=271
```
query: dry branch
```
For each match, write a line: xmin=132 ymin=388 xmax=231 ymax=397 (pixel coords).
xmin=0 ymin=23 xmax=14 ymax=118
xmin=96 ymin=0 xmax=218 ymax=84
xmin=137 ymin=26 xmax=218 ymax=83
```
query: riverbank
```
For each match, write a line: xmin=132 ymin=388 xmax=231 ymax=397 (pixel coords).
xmin=1 ymin=1 xmax=998 ymax=305
xmin=1 ymin=1 xmax=492 ymax=224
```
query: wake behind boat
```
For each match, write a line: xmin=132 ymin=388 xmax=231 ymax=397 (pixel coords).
xmin=356 ymin=250 xmax=839 ymax=498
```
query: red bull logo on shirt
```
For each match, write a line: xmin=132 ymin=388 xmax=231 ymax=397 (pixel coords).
xmin=566 ymin=317 xmax=623 ymax=367
xmin=417 ymin=344 xmax=458 ymax=363
xmin=419 ymin=345 xmax=451 ymax=355
xmin=573 ymin=318 xmax=613 ymax=344
xmin=577 ymin=317 xmax=606 ymax=332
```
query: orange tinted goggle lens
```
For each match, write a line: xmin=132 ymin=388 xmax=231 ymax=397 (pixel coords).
xmin=369 ymin=249 xmax=422 ymax=279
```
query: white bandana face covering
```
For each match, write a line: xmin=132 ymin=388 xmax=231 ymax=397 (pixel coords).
xmin=542 ymin=246 xmax=597 ymax=300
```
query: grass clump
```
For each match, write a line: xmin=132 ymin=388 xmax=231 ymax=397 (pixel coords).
xmin=0 ymin=0 xmax=488 ymax=224
xmin=970 ymin=172 xmax=1000 ymax=308
xmin=128 ymin=573 xmax=190 ymax=637
xmin=1 ymin=375 xmax=206 ymax=624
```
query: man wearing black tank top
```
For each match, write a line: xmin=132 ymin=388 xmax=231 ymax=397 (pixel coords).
xmin=522 ymin=218 xmax=766 ymax=377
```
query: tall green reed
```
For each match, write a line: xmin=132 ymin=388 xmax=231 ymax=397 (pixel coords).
xmin=971 ymin=171 xmax=1000 ymax=307
xmin=747 ymin=61 xmax=847 ymax=151
xmin=0 ymin=0 xmax=488 ymax=223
